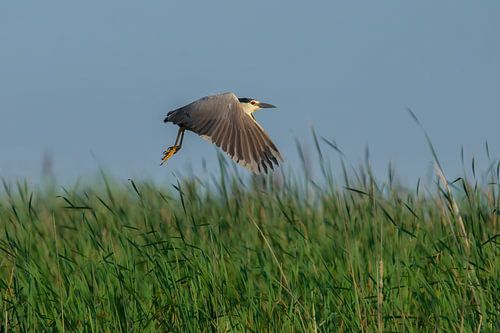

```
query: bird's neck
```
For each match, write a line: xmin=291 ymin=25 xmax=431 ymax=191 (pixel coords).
xmin=240 ymin=103 xmax=260 ymax=115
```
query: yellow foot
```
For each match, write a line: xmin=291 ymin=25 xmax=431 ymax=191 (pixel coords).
xmin=161 ymin=146 xmax=180 ymax=165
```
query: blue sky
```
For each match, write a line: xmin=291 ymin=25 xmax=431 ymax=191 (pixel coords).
xmin=1 ymin=1 xmax=499 ymax=185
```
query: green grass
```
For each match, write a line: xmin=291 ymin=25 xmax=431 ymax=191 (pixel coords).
xmin=1 ymin=139 xmax=499 ymax=332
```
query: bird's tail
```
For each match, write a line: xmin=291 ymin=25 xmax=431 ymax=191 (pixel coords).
xmin=163 ymin=110 xmax=176 ymax=123
xmin=164 ymin=108 xmax=188 ymax=128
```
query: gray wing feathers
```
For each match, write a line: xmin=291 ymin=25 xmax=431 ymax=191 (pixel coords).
xmin=165 ymin=92 xmax=282 ymax=174
xmin=229 ymin=117 xmax=283 ymax=173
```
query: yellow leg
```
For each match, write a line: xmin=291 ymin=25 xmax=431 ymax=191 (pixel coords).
xmin=161 ymin=127 xmax=185 ymax=165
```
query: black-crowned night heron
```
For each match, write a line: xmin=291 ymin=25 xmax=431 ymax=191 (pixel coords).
xmin=162 ymin=92 xmax=282 ymax=174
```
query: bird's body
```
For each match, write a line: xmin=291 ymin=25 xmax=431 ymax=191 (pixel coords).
xmin=162 ymin=92 xmax=282 ymax=174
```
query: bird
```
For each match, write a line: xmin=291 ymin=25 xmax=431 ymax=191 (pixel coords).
xmin=162 ymin=92 xmax=283 ymax=174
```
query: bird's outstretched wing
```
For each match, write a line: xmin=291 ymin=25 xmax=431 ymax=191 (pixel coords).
xmin=165 ymin=92 xmax=282 ymax=174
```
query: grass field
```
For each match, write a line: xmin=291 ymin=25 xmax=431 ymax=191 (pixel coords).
xmin=1 ymin=136 xmax=499 ymax=332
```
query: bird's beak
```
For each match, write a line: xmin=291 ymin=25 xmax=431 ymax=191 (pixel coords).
xmin=258 ymin=102 xmax=276 ymax=109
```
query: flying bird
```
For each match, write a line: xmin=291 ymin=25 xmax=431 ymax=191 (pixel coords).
xmin=162 ymin=92 xmax=282 ymax=174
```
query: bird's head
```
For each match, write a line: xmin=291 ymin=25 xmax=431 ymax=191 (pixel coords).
xmin=238 ymin=97 xmax=276 ymax=114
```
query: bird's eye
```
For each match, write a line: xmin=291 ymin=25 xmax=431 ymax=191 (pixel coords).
xmin=250 ymin=101 xmax=256 ymax=105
